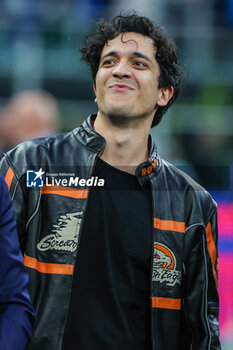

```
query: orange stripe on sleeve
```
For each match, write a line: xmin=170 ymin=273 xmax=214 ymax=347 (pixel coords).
xmin=154 ymin=218 xmax=186 ymax=233
xmin=206 ymin=221 xmax=218 ymax=286
xmin=24 ymin=255 xmax=74 ymax=275
xmin=5 ymin=167 xmax=15 ymax=190
xmin=41 ymin=185 xmax=89 ymax=199
xmin=152 ymin=297 xmax=181 ymax=310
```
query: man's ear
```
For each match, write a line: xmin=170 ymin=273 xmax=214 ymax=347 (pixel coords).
xmin=93 ymin=83 xmax=97 ymax=103
xmin=93 ymin=83 xmax=96 ymax=94
xmin=156 ymin=86 xmax=174 ymax=107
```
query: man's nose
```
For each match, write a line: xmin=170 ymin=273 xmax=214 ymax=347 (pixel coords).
xmin=112 ymin=61 xmax=132 ymax=78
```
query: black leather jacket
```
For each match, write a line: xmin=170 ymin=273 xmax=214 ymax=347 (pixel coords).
xmin=0 ymin=115 xmax=221 ymax=350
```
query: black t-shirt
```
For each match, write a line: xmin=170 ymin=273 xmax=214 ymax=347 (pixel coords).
xmin=62 ymin=158 xmax=152 ymax=350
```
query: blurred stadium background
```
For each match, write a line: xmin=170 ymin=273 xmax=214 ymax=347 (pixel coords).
xmin=0 ymin=0 xmax=232 ymax=348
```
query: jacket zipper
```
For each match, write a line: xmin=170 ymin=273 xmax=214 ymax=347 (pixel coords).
xmin=59 ymin=151 xmax=101 ymax=350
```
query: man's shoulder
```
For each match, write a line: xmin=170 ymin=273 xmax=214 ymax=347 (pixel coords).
xmin=9 ymin=131 xmax=75 ymax=154
xmin=6 ymin=130 xmax=77 ymax=159
xmin=158 ymin=158 xmax=217 ymax=213
xmin=1 ymin=130 xmax=80 ymax=177
xmin=160 ymin=159 xmax=204 ymax=190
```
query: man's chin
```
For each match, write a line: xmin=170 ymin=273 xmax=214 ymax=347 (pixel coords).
xmin=105 ymin=107 xmax=134 ymax=127
xmin=100 ymin=104 xmax=152 ymax=127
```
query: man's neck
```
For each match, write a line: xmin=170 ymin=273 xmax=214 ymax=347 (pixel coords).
xmin=94 ymin=112 xmax=152 ymax=174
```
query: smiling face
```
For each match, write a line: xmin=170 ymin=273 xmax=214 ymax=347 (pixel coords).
xmin=94 ymin=32 xmax=173 ymax=127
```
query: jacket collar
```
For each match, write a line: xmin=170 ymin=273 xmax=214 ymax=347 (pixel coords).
xmin=135 ymin=134 xmax=161 ymax=185
xmin=74 ymin=114 xmax=106 ymax=153
xmin=75 ymin=114 xmax=161 ymax=184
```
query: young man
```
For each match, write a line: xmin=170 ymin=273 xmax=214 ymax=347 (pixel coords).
xmin=0 ymin=13 xmax=221 ymax=350
xmin=0 ymin=176 xmax=35 ymax=349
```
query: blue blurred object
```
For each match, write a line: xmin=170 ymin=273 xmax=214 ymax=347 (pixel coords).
xmin=226 ymin=0 xmax=233 ymax=26
xmin=0 ymin=176 xmax=35 ymax=349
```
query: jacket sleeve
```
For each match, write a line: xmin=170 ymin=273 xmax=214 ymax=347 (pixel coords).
xmin=0 ymin=176 xmax=35 ymax=350
xmin=205 ymin=209 xmax=221 ymax=349
xmin=183 ymin=207 xmax=221 ymax=350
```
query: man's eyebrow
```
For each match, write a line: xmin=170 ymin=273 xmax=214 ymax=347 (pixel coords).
xmin=101 ymin=51 xmax=118 ymax=61
xmin=100 ymin=51 xmax=154 ymax=64
xmin=132 ymin=52 xmax=153 ymax=64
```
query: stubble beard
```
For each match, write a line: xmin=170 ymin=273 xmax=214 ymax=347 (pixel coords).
xmin=102 ymin=104 xmax=152 ymax=128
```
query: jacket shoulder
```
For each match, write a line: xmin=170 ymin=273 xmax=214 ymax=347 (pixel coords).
xmin=161 ymin=159 xmax=204 ymax=189
xmin=160 ymin=159 xmax=217 ymax=223
xmin=2 ymin=131 xmax=79 ymax=176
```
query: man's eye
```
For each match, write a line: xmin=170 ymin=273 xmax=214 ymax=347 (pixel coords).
xmin=103 ymin=59 xmax=115 ymax=66
xmin=134 ymin=61 xmax=146 ymax=68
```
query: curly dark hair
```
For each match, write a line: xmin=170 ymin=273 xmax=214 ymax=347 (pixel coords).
xmin=80 ymin=12 xmax=183 ymax=127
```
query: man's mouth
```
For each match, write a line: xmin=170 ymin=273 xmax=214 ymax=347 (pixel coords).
xmin=109 ymin=83 xmax=134 ymax=92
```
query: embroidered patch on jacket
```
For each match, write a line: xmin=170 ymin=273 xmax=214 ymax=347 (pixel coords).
xmin=37 ymin=211 xmax=83 ymax=253
xmin=152 ymin=242 xmax=181 ymax=286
